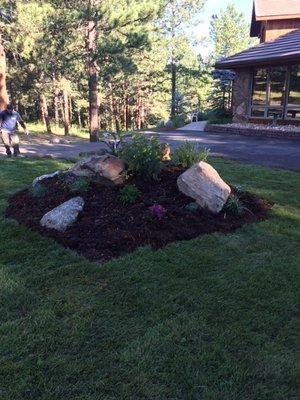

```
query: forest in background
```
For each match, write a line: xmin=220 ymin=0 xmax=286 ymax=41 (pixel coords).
xmin=0 ymin=0 xmax=253 ymax=140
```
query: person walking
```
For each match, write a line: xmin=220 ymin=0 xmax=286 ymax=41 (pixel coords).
xmin=0 ymin=103 xmax=28 ymax=157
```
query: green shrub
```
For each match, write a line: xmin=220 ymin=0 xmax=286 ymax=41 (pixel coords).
xmin=197 ymin=111 xmax=209 ymax=121
xmin=120 ymin=135 xmax=164 ymax=180
xmin=156 ymin=120 xmax=165 ymax=129
xmin=223 ymin=196 xmax=247 ymax=216
xmin=184 ymin=202 xmax=199 ymax=214
xmin=172 ymin=115 xmax=187 ymax=128
xmin=68 ymin=177 xmax=90 ymax=193
xmin=172 ymin=142 xmax=210 ymax=168
xmin=30 ymin=183 xmax=47 ymax=199
xmin=165 ymin=120 xmax=175 ymax=129
xmin=119 ymin=185 xmax=140 ymax=205
xmin=208 ymin=108 xmax=232 ymax=125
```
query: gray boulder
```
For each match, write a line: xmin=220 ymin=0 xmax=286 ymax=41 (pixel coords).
xmin=32 ymin=171 xmax=60 ymax=187
xmin=40 ymin=197 xmax=84 ymax=232
xmin=177 ymin=161 xmax=231 ymax=213
xmin=70 ymin=154 xmax=125 ymax=184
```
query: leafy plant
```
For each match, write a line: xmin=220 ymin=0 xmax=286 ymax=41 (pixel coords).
xmin=223 ymin=196 xmax=247 ymax=216
xmin=30 ymin=183 xmax=47 ymax=199
xmin=68 ymin=177 xmax=90 ymax=194
xmin=119 ymin=185 xmax=140 ymax=205
xmin=184 ymin=202 xmax=199 ymax=214
xmin=120 ymin=135 xmax=164 ymax=180
xmin=172 ymin=142 xmax=210 ymax=168
xmin=172 ymin=115 xmax=187 ymax=128
xmin=148 ymin=204 xmax=167 ymax=219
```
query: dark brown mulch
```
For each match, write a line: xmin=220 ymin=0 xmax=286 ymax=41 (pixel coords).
xmin=5 ymin=168 xmax=272 ymax=262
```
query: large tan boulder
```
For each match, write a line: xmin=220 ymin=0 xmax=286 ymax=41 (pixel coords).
xmin=177 ymin=161 xmax=231 ymax=213
xmin=70 ymin=155 xmax=125 ymax=184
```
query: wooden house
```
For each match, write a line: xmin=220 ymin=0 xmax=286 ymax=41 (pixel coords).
xmin=215 ymin=0 xmax=300 ymax=123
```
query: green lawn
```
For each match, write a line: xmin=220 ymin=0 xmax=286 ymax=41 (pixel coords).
xmin=0 ymin=158 xmax=299 ymax=400
xmin=26 ymin=122 xmax=90 ymax=139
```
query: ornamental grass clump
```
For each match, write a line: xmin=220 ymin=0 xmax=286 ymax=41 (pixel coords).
xmin=120 ymin=135 xmax=164 ymax=180
xmin=172 ymin=142 xmax=210 ymax=168
xmin=68 ymin=177 xmax=90 ymax=194
xmin=119 ymin=185 xmax=140 ymax=205
xmin=223 ymin=196 xmax=248 ymax=216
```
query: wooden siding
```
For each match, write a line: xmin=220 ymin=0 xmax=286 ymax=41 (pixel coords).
xmin=262 ymin=19 xmax=300 ymax=42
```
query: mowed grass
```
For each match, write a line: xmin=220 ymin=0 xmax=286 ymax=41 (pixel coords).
xmin=0 ymin=158 xmax=299 ymax=400
xmin=26 ymin=122 xmax=90 ymax=139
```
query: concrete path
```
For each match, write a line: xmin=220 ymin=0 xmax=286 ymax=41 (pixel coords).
xmin=144 ymin=129 xmax=300 ymax=172
xmin=177 ymin=121 xmax=208 ymax=131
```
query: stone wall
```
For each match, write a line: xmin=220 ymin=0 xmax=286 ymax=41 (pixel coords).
xmin=232 ymin=69 xmax=252 ymax=123
xmin=205 ymin=124 xmax=300 ymax=139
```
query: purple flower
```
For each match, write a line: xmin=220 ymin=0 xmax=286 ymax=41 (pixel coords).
xmin=148 ymin=204 xmax=167 ymax=219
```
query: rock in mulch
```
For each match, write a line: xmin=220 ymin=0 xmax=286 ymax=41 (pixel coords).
xmin=32 ymin=171 xmax=60 ymax=187
xmin=70 ymin=154 xmax=125 ymax=184
xmin=161 ymin=143 xmax=171 ymax=161
xmin=177 ymin=161 xmax=231 ymax=213
xmin=40 ymin=197 xmax=84 ymax=232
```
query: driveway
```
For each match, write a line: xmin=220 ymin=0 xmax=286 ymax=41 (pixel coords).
xmin=0 ymin=136 xmax=108 ymax=160
xmin=0 ymin=130 xmax=299 ymax=172
xmin=144 ymin=129 xmax=300 ymax=172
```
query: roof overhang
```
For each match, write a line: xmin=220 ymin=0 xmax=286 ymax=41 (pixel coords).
xmin=215 ymin=57 xmax=300 ymax=70
xmin=215 ymin=29 xmax=300 ymax=70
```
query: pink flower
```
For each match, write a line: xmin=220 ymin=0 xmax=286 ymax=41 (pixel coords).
xmin=148 ymin=204 xmax=167 ymax=219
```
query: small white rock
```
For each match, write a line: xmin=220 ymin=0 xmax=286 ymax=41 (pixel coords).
xmin=32 ymin=171 xmax=60 ymax=187
xmin=40 ymin=197 xmax=84 ymax=232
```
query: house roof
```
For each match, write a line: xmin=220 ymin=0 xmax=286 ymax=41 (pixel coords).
xmin=215 ymin=29 xmax=300 ymax=69
xmin=250 ymin=0 xmax=300 ymax=37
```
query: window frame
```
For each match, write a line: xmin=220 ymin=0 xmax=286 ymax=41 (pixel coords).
xmin=249 ymin=65 xmax=300 ymax=121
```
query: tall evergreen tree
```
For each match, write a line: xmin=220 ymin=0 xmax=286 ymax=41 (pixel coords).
xmin=210 ymin=3 xmax=252 ymax=61
xmin=163 ymin=0 xmax=205 ymax=119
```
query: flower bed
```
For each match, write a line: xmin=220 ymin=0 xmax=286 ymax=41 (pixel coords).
xmin=5 ymin=167 xmax=271 ymax=262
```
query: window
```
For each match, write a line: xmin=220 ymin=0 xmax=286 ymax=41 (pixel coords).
xmin=269 ymin=68 xmax=286 ymax=106
xmin=252 ymin=69 xmax=267 ymax=105
xmin=286 ymin=66 xmax=300 ymax=120
xmin=250 ymin=66 xmax=300 ymax=120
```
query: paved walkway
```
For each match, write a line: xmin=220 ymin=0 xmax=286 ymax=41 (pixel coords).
xmin=1 ymin=130 xmax=299 ymax=172
xmin=177 ymin=121 xmax=208 ymax=131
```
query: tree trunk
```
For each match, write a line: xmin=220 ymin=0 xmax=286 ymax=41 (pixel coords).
xmin=39 ymin=94 xmax=52 ymax=134
xmin=0 ymin=36 xmax=9 ymax=111
xmin=137 ymin=96 xmax=142 ymax=130
xmin=77 ymin=107 xmax=82 ymax=129
xmin=69 ymin=96 xmax=73 ymax=126
xmin=54 ymin=89 xmax=60 ymax=125
xmin=63 ymin=90 xmax=70 ymax=136
xmin=170 ymin=59 xmax=176 ymax=120
xmin=86 ymin=0 xmax=99 ymax=142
